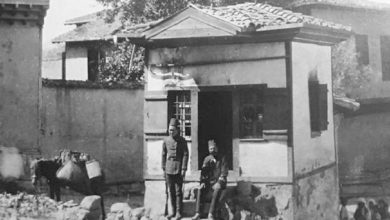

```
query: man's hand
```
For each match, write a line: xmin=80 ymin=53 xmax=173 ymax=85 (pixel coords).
xmin=200 ymin=183 xmax=205 ymax=189
xmin=218 ymin=176 xmax=226 ymax=182
xmin=212 ymin=182 xmax=222 ymax=191
xmin=181 ymin=169 xmax=186 ymax=178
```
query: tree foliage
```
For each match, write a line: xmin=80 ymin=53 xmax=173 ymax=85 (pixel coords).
xmin=332 ymin=37 xmax=374 ymax=97
xmin=98 ymin=40 xmax=144 ymax=84
xmin=97 ymin=0 xmax=265 ymax=23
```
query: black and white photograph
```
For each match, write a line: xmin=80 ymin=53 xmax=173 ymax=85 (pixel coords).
xmin=1 ymin=0 xmax=390 ymax=219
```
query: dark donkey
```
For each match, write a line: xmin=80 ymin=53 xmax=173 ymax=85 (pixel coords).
xmin=30 ymin=156 xmax=106 ymax=218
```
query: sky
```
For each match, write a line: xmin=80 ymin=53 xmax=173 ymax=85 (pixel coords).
xmin=42 ymin=0 xmax=104 ymax=49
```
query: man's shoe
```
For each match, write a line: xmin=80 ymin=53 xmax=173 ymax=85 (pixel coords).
xmin=208 ymin=213 xmax=215 ymax=220
xmin=175 ymin=212 xmax=182 ymax=220
xmin=192 ymin=213 xmax=200 ymax=220
xmin=167 ymin=213 xmax=176 ymax=219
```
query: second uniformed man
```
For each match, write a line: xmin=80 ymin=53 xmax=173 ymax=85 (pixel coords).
xmin=162 ymin=118 xmax=189 ymax=220
xmin=192 ymin=139 xmax=228 ymax=220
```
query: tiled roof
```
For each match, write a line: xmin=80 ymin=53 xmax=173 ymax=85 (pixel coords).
xmin=55 ymin=2 xmax=351 ymax=42
xmin=193 ymin=2 xmax=351 ymax=31
xmin=116 ymin=20 xmax=162 ymax=38
xmin=291 ymin=0 xmax=390 ymax=11
xmin=52 ymin=15 xmax=122 ymax=43
xmin=64 ymin=11 xmax=106 ymax=26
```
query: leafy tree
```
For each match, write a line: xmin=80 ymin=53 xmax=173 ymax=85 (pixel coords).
xmin=98 ymin=39 xmax=144 ymax=84
xmin=332 ymin=37 xmax=374 ymax=97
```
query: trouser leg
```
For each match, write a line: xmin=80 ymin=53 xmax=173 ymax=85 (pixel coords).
xmin=195 ymin=187 xmax=202 ymax=213
xmin=175 ymin=175 xmax=183 ymax=215
xmin=167 ymin=175 xmax=177 ymax=215
xmin=209 ymin=183 xmax=222 ymax=215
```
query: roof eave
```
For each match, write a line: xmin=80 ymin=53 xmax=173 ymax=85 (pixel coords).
xmin=52 ymin=36 xmax=119 ymax=44
xmin=293 ymin=23 xmax=352 ymax=45
xmin=129 ymin=23 xmax=351 ymax=48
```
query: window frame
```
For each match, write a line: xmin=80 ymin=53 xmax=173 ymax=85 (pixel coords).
xmin=308 ymin=80 xmax=328 ymax=134
xmin=380 ymin=35 xmax=390 ymax=81
xmin=239 ymin=87 xmax=265 ymax=139
xmin=168 ymin=90 xmax=192 ymax=140
xmin=355 ymin=34 xmax=369 ymax=66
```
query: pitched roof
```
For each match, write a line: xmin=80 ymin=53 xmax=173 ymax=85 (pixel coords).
xmin=52 ymin=14 xmax=122 ymax=43
xmin=64 ymin=11 xmax=106 ymax=26
xmin=192 ymin=3 xmax=350 ymax=32
xmin=116 ymin=20 xmax=162 ymax=38
xmin=291 ymin=0 xmax=390 ymax=11
xmin=56 ymin=2 xmax=351 ymax=43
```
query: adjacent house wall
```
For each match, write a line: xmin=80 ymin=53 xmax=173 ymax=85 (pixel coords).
xmin=40 ymin=84 xmax=144 ymax=183
xmin=291 ymin=41 xmax=338 ymax=219
xmin=65 ymin=45 xmax=88 ymax=81
xmin=302 ymin=6 xmax=390 ymax=99
xmin=338 ymin=110 xmax=390 ymax=196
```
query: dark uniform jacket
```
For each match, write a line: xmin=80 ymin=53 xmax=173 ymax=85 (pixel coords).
xmin=162 ymin=135 xmax=189 ymax=175
xmin=200 ymin=154 xmax=228 ymax=187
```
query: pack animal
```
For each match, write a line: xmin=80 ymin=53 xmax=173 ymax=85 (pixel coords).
xmin=30 ymin=153 xmax=106 ymax=218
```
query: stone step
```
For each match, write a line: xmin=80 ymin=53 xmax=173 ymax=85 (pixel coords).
xmin=182 ymin=200 xmax=211 ymax=218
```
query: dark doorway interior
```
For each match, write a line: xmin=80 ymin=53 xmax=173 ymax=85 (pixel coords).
xmin=198 ymin=91 xmax=233 ymax=170
xmin=87 ymin=48 xmax=99 ymax=81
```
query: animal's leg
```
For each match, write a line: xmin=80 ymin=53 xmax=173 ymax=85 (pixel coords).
xmin=55 ymin=184 xmax=61 ymax=201
xmin=49 ymin=183 xmax=55 ymax=200
xmin=100 ymin=194 xmax=105 ymax=220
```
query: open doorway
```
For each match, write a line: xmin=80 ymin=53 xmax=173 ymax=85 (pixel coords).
xmin=198 ymin=91 xmax=233 ymax=170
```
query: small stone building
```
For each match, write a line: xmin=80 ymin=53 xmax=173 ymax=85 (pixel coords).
xmin=0 ymin=0 xmax=49 ymax=164
xmin=123 ymin=3 xmax=351 ymax=219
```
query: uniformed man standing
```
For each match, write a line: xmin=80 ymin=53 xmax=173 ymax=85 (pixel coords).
xmin=162 ymin=118 xmax=189 ymax=220
xmin=192 ymin=139 xmax=228 ymax=220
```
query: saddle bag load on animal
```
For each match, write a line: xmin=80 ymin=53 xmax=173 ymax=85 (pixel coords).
xmin=86 ymin=160 xmax=102 ymax=179
xmin=56 ymin=160 xmax=91 ymax=194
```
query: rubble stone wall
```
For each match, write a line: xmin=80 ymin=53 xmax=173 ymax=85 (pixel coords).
xmin=294 ymin=166 xmax=339 ymax=220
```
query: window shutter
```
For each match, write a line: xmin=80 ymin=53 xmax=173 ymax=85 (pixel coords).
xmin=263 ymin=88 xmax=289 ymax=130
xmin=309 ymin=82 xmax=320 ymax=131
xmin=319 ymin=84 xmax=328 ymax=131
xmin=145 ymin=91 xmax=168 ymax=134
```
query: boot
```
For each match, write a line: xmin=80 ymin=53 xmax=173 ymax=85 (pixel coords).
xmin=175 ymin=212 xmax=182 ymax=220
xmin=167 ymin=191 xmax=177 ymax=219
xmin=175 ymin=197 xmax=183 ymax=220
xmin=192 ymin=213 xmax=200 ymax=220
xmin=167 ymin=212 xmax=176 ymax=219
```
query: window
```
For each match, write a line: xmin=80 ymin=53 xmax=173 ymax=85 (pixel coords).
xmin=309 ymin=81 xmax=328 ymax=133
xmin=380 ymin=35 xmax=390 ymax=81
xmin=168 ymin=91 xmax=191 ymax=138
xmin=239 ymin=87 xmax=289 ymax=139
xmin=239 ymin=88 xmax=264 ymax=139
xmin=355 ymin=34 xmax=369 ymax=66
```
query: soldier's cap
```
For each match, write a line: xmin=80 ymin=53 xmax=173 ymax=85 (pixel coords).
xmin=208 ymin=139 xmax=216 ymax=146
xmin=169 ymin=118 xmax=180 ymax=128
